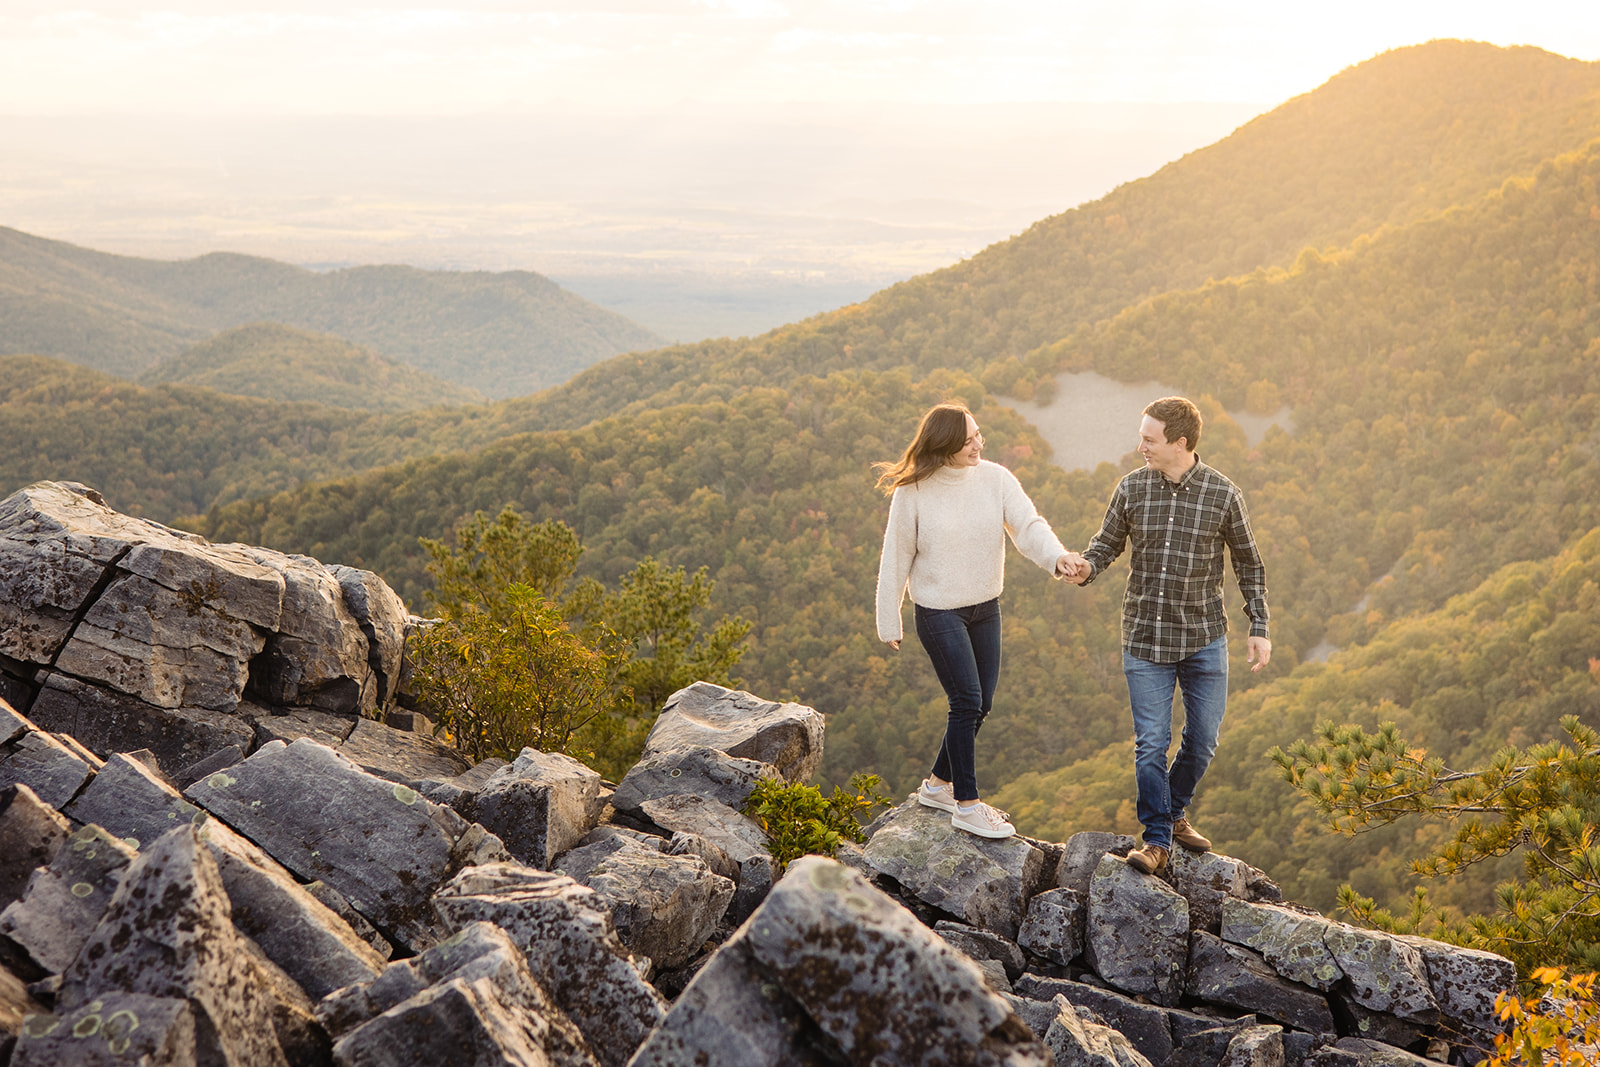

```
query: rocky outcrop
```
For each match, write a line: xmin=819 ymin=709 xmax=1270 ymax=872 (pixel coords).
xmin=0 ymin=485 xmax=1522 ymax=1067
xmin=0 ymin=481 xmax=419 ymax=780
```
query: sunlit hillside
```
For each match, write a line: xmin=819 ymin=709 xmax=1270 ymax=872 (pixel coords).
xmin=5 ymin=39 xmax=1599 ymax=923
xmin=141 ymin=323 xmax=484 ymax=411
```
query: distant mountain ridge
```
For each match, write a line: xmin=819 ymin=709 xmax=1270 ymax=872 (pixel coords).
xmin=0 ymin=229 xmax=662 ymax=398
xmin=501 ymin=40 xmax=1600 ymax=432
xmin=141 ymin=323 xmax=484 ymax=412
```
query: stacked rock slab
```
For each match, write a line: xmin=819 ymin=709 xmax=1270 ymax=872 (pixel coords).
xmin=635 ymin=856 xmax=1050 ymax=1067
xmin=184 ymin=736 xmax=511 ymax=950
xmin=317 ymin=920 xmax=599 ymax=1067
xmin=0 ymin=481 xmax=415 ymax=775
xmin=21 ymin=826 xmax=290 ymax=1066
xmin=643 ymin=681 xmax=826 ymax=782
xmin=555 ymin=830 xmax=735 ymax=969
xmin=433 ymin=862 xmax=668 ymax=1067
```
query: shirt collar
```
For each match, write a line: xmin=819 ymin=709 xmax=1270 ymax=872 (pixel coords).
xmin=1163 ymin=454 xmax=1206 ymax=489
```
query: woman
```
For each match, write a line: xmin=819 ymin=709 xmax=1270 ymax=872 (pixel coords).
xmin=875 ymin=403 xmax=1080 ymax=839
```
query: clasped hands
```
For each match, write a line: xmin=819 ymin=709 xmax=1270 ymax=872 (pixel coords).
xmin=1055 ymin=552 xmax=1090 ymax=585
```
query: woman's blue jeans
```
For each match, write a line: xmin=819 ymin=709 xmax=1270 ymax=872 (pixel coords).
xmin=1122 ymin=635 xmax=1228 ymax=849
xmin=915 ymin=598 xmax=1001 ymax=803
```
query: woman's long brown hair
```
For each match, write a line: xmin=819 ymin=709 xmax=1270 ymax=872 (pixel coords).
xmin=873 ymin=403 xmax=973 ymax=495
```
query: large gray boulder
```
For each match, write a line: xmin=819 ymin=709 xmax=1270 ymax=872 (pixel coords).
xmin=242 ymin=546 xmax=377 ymax=715
xmin=184 ymin=737 xmax=510 ymax=950
xmin=1057 ymin=831 xmax=1138 ymax=895
xmin=645 ymin=682 xmax=826 ymax=783
xmin=462 ymin=747 xmax=604 ymax=868
xmin=861 ymin=799 xmax=1045 ymax=939
xmin=0 ymin=823 xmax=137 ymax=977
xmin=0 ymin=483 xmax=413 ymax=738
xmin=610 ymin=744 xmax=781 ymax=815
xmin=55 ymin=825 xmax=290 ymax=1067
xmin=1187 ymin=931 xmax=1336 ymax=1034
xmin=1043 ymin=994 xmax=1154 ymax=1067
xmin=0 ymin=698 xmax=99 ymax=809
xmin=1170 ymin=848 xmax=1250 ymax=935
xmin=1222 ymin=899 xmax=1347 ymax=992
xmin=738 ymin=856 xmax=1049 ymax=1066
xmin=0 ymin=482 xmax=282 ymax=708
xmin=1320 ymin=923 xmax=1437 ymax=1022
xmin=1222 ymin=899 xmax=1437 ymax=1021
xmin=628 ymin=934 xmax=846 ymax=1067
xmin=318 ymin=920 xmax=598 ymax=1067
xmin=639 ymin=791 xmax=776 ymax=923
xmin=328 ymin=563 xmax=411 ymax=708
xmin=1017 ymin=887 xmax=1084 ymax=966
xmin=1084 ymin=854 xmax=1191 ymax=1006
xmin=555 ymin=830 xmax=734 ymax=968
xmin=67 ymin=751 xmax=389 ymax=997
xmin=1395 ymin=934 xmax=1516 ymax=1033
xmin=433 ymin=863 xmax=667 ymax=1067
xmin=56 ymin=543 xmax=281 ymax=711
xmin=0 ymin=784 xmax=70 ymax=909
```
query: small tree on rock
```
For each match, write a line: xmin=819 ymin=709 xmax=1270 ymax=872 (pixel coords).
xmin=1271 ymin=715 xmax=1600 ymax=974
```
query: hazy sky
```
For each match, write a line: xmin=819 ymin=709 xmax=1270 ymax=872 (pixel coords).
xmin=3 ymin=1 xmax=1597 ymax=115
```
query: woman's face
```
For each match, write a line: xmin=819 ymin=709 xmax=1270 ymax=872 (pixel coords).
xmin=948 ymin=413 xmax=984 ymax=467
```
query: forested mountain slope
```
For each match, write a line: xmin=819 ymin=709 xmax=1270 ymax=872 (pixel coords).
xmin=191 ymin=132 xmax=1600 ymax=923
xmin=140 ymin=323 xmax=484 ymax=411
xmin=1 ymin=355 xmax=555 ymax=516
xmin=0 ymin=226 xmax=661 ymax=396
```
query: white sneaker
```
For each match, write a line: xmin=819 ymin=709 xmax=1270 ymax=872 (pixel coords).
xmin=951 ymin=801 xmax=1015 ymax=839
xmin=916 ymin=778 xmax=957 ymax=813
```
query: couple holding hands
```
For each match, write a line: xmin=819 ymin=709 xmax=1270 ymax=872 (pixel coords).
xmin=874 ymin=398 xmax=1271 ymax=876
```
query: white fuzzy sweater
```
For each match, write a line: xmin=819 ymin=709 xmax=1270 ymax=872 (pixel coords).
xmin=875 ymin=460 xmax=1066 ymax=643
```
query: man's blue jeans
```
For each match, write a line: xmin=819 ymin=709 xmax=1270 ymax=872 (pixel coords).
xmin=1123 ymin=635 xmax=1228 ymax=849
xmin=915 ymin=599 xmax=1001 ymax=803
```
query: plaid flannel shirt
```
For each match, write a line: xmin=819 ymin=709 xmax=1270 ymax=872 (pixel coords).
xmin=1081 ymin=456 xmax=1269 ymax=663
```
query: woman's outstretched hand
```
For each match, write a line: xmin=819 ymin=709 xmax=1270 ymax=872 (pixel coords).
xmin=1055 ymin=552 xmax=1090 ymax=584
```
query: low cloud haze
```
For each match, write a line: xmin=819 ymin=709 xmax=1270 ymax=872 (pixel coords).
xmin=3 ymin=2 xmax=1595 ymax=340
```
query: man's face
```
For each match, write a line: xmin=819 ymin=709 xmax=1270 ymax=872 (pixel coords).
xmin=1138 ymin=414 xmax=1188 ymax=473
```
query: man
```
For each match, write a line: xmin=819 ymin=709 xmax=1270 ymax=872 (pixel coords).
xmin=1063 ymin=396 xmax=1270 ymax=876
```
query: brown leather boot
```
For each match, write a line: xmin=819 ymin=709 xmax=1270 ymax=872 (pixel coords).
xmin=1173 ymin=817 xmax=1211 ymax=852
xmin=1125 ymin=843 xmax=1169 ymax=875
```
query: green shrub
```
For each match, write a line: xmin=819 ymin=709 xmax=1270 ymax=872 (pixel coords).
xmin=742 ymin=773 xmax=892 ymax=872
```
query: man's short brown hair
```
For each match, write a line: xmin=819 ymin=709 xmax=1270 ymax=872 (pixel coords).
xmin=1144 ymin=396 xmax=1202 ymax=451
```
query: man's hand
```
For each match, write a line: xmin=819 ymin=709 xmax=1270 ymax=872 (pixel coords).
xmin=1247 ymin=636 xmax=1272 ymax=672
xmin=886 ymin=640 xmax=901 ymax=651
xmin=1056 ymin=552 xmax=1090 ymax=585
